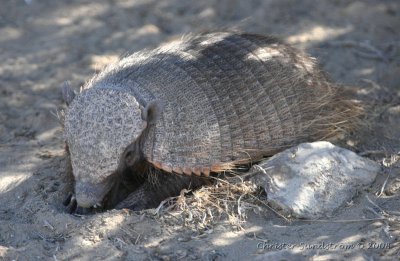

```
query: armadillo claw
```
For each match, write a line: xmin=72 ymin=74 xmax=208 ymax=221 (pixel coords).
xmin=64 ymin=192 xmax=78 ymax=214
xmin=63 ymin=192 xmax=103 ymax=215
xmin=63 ymin=192 xmax=73 ymax=206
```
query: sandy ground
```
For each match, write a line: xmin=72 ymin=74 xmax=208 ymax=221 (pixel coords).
xmin=0 ymin=0 xmax=399 ymax=260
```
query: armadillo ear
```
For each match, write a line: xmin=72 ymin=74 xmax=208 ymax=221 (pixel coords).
xmin=61 ymin=81 xmax=76 ymax=106
xmin=142 ymin=100 xmax=163 ymax=125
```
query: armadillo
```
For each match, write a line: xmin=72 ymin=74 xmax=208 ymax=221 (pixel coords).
xmin=62 ymin=32 xmax=358 ymax=213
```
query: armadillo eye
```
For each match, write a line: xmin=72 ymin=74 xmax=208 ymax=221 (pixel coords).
xmin=125 ymin=150 xmax=133 ymax=158
xmin=125 ymin=150 xmax=137 ymax=166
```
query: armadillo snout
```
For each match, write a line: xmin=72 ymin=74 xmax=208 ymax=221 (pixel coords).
xmin=75 ymin=181 xmax=110 ymax=208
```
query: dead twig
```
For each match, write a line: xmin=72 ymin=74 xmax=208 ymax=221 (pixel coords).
xmin=377 ymin=171 xmax=391 ymax=197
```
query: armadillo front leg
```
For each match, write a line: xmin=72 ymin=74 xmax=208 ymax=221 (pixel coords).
xmin=115 ymin=171 xmax=209 ymax=211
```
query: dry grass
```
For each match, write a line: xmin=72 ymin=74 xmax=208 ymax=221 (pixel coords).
xmin=153 ymin=172 xmax=269 ymax=231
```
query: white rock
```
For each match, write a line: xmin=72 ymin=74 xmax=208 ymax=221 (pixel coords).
xmin=249 ymin=141 xmax=380 ymax=219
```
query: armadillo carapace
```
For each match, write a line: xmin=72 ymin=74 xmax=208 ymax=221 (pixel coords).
xmin=63 ymin=32 xmax=358 ymax=212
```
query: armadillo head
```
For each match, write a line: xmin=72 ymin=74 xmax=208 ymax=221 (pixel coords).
xmin=63 ymin=86 xmax=147 ymax=208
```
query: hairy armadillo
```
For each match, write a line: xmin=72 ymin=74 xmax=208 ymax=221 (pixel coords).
xmin=62 ymin=32 xmax=358 ymax=213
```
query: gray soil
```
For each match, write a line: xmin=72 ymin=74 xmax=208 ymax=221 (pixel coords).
xmin=0 ymin=0 xmax=399 ymax=260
